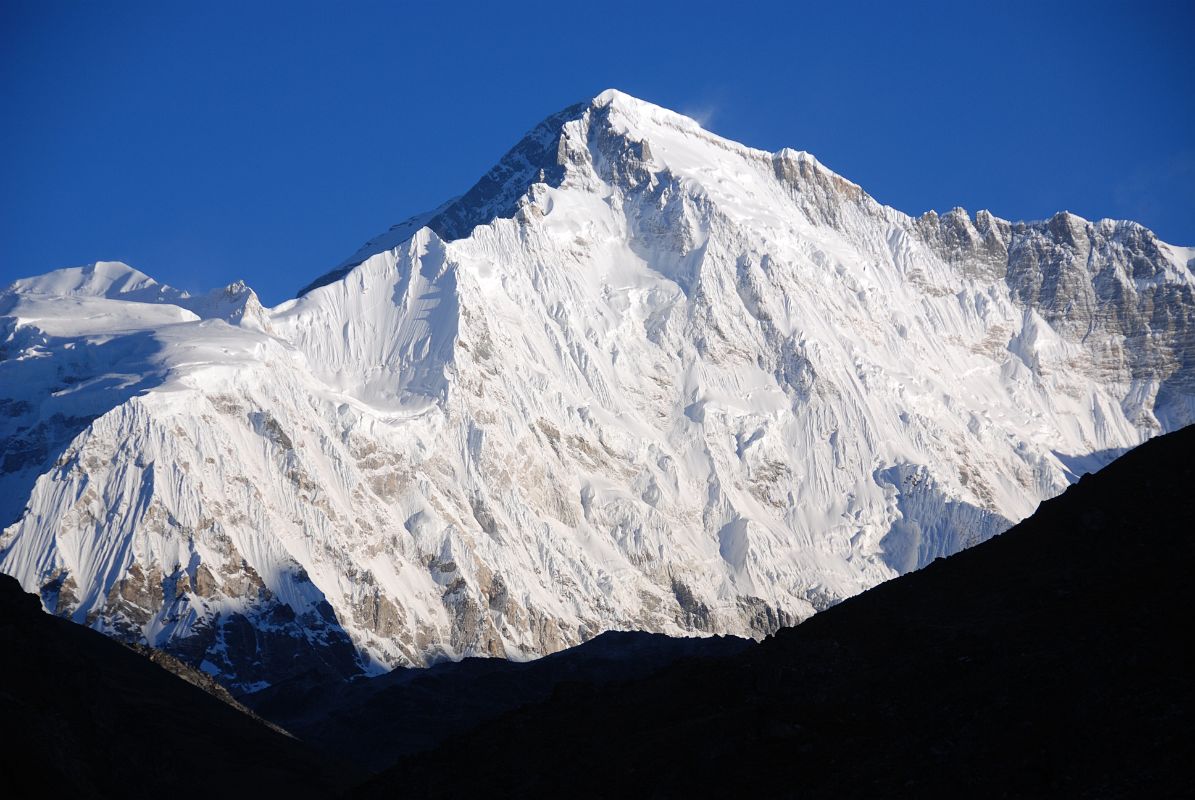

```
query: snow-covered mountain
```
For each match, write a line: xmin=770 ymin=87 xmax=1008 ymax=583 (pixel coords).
xmin=2 ymin=90 xmax=1193 ymax=690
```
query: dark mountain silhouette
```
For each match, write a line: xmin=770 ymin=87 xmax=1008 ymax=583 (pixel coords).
xmin=357 ymin=424 xmax=1195 ymax=798
xmin=243 ymin=629 xmax=748 ymax=772
xmin=0 ymin=573 xmax=354 ymax=798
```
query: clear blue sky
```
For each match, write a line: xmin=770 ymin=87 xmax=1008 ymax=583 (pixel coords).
xmin=2 ymin=0 xmax=1192 ymax=304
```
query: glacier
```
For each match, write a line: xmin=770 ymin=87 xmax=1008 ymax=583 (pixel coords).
xmin=2 ymin=90 xmax=1192 ymax=690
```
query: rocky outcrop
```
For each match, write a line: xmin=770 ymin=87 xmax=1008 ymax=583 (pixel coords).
xmin=916 ymin=209 xmax=1195 ymax=428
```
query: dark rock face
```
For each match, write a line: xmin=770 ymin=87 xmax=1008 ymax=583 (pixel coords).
xmin=359 ymin=425 xmax=1195 ymax=798
xmin=297 ymin=101 xmax=588 ymax=296
xmin=173 ymin=603 xmax=363 ymax=694
xmin=52 ymin=555 xmax=365 ymax=694
xmin=0 ymin=573 xmax=354 ymax=798
xmin=919 ymin=209 xmax=1195 ymax=429
xmin=425 ymin=102 xmax=587 ymax=242
xmin=773 ymin=149 xmax=868 ymax=230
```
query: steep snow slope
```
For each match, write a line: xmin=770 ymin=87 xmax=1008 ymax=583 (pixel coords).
xmin=2 ymin=91 xmax=1193 ymax=689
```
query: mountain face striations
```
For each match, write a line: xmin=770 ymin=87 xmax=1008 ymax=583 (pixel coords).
xmin=1 ymin=90 xmax=1192 ymax=689
xmin=364 ymin=421 xmax=1195 ymax=798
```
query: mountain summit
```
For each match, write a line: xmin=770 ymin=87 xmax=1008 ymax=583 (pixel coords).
xmin=2 ymin=90 xmax=1192 ymax=689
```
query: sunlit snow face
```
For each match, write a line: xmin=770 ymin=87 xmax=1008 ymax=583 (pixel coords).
xmin=2 ymin=91 xmax=1192 ymax=689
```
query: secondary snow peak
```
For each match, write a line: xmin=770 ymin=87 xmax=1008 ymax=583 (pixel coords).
xmin=6 ymin=260 xmax=170 ymax=301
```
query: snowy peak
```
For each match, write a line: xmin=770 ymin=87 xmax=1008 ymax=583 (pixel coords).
xmin=303 ymin=89 xmax=777 ymax=296
xmin=304 ymin=89 xmax=901 ymax=304
xmin=589 ymin=87 xmax=715 ymax=143
xmin=4 ymin=261 xmax=178 ymax=303
xmin=3 ymin=260 xmax=270 ymax=331
xmin=179 ymin=280 xmax=271 ymax=331
xmin=3 ymin=90 xmax=1194 ymax=691
xmin=311 ymin=89 xmax=1192 ymax=304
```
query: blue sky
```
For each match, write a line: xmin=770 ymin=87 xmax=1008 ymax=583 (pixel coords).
xmin=2 ymin=0 xmax=1192 ymax=304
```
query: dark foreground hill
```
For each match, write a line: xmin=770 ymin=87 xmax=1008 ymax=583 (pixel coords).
xmin=243 ymin=629 xmax=748 ymax=773
xmin=361 ymin=425 xmax=1195 ymax=798
xmin=0 ymin=573 xmax=353 ymax=798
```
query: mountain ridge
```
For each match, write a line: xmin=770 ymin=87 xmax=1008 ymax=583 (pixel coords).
xmin=306 ymin=90 xmax=1191 ymax=301
xmin=2 ymin=89 xmax=1192 ymax=690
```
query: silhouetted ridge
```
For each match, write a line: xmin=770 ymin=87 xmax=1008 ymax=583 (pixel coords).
xmin=0 ymin=574 xmax=354 ymax=798
xmin=243 ymin=629 xmax=748 ymax=772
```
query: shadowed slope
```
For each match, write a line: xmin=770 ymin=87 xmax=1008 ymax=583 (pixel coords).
xmin=0 ymin=574 xmax=355 ymax=798
xmin=244 ymin=629 xmax=748 ymax=773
